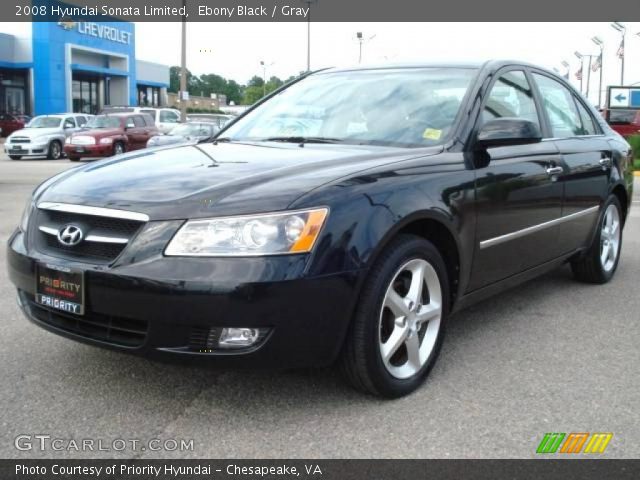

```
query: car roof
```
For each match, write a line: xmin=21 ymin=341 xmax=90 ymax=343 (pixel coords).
xmin=322 ymin=59 xmax=551 ymax=75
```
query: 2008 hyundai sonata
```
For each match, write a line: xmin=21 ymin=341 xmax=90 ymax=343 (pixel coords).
xmin=8 ymin=61 xmax=633 ymax=397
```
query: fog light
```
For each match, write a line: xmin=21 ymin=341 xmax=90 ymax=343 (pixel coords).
xmin=218 ymin=327 xmax=261 ymax=349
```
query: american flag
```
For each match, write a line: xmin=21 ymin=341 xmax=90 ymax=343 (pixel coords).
xmin=592 ymin=53 xmax=602 ymax=72
xmin=617 ymin=40 xmax=624 ymax=59
xmin=575 ymin=67 xmax=583 ymax=80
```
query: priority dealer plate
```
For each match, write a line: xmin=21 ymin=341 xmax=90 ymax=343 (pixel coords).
xmin=35 ymin=263 xmax=85 ymax=315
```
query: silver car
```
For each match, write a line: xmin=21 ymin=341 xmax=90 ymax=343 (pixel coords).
xmin=5 ymin=113 xmax=91 ymax=160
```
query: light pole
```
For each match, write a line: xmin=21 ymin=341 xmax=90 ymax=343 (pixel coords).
xmin=574 ymin=51 xmax=584 ymax=93
xmin=610 ymin=22 xmax=626 ymax=85
xmin=356 ymin=32 xmax=376 ymax=64
xmin=179 ymin=0 xmax=187 ymax=122
xmin=592 ymin=36 xmax=604 ymax=107
xmin=260 ymin=61 xmax=275 ymax=97
xmin=561 ymin=60 xmax=570 ymax=80
xmin=301 ymin=0 xmax=317 ymax=72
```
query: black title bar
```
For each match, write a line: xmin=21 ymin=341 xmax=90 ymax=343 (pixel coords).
xmin=8 ymin=0 xmax=640 ymax=22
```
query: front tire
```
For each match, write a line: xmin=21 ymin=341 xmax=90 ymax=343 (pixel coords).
xmin=113 ymin=142 xmax=125 ymax=156
xmin=341 ymin=234 xmax=449 ymax=398
xmin=571 ymin=195 xmax=623 ymax=284
xmin=47 ymin=140 xmax=62 ymax=160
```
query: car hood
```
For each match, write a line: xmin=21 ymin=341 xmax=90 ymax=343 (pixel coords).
xmin=36 ymin=141 xmax=442 ymax=220
xmin=10 ymin=127 xmax=61 ymax=138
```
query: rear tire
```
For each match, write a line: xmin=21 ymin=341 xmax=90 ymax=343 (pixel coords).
xmin=47 ymin=140 xmax=62 ymax=160
xmin=341 ymin=234 xmax=449 ymax=398
xmin=8 ymin=155 xmax=22 ymax=160
xmin=571 ymin=195 xmax=623 ymax=284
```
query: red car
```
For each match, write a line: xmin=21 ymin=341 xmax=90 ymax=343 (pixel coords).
xmin=0 ymin=113 xmax=26 ymax=136
xmin=603 ymin=108 xmax=640 ymax=137
xmin=64 ymin=113 xmax=159 ymax=161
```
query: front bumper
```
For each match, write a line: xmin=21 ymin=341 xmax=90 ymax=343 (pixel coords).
xmin=5 ymin=141 xmax=48 ymax=157
xmin=63 ymin=144 xmax=112 ymax=158
xmin=7 ymin=229 xmax=360 ymax=368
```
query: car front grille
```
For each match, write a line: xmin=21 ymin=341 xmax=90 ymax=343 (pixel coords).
xmin=10 ymin=137 xmax=30 ymax=144
xmin=34 ymin=204 xmax=147 ymax=263
xmin=21 ymin=291 xmax=148 ymax=348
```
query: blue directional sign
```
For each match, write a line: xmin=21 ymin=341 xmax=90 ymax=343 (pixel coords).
xmin=631 ymin=90 xmax=640 ymax=108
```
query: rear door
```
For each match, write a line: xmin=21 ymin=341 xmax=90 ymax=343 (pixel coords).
xmin=124 ymin=116 xmax=144 ymax=150
xmin=468 ymin=68 xmax=565 ymax=291
xmin=531 ymin=72 xmax=607 ymax=252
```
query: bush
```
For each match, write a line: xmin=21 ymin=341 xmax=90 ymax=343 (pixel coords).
xmin=626 ymin=134 xmax=640 ymax=158
xmin=634 ymin=158 xmax=640 ymax=171
xmin=186 ymin=107 xmax=224 ymax=114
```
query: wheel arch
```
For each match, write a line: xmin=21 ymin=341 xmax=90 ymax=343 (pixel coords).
xmin=611 ymin=183 xmax=629 ymax=224
xmin=364 ymin=211 xmax=462 ymax=309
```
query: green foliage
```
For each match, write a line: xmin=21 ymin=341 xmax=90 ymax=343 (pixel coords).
xmin=169 ymin=67 xmax=306 ymax=106
xmin=633 ymin=158 xmax=640 ymax=171
xmin=626 ymin=134 xmax=640 ymax=160
xmin=186 ymin=107 xmax=225 ymax=114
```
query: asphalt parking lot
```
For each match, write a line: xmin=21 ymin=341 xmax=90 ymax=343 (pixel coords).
xmin=0 ymin=151 xmax=639 ymax=459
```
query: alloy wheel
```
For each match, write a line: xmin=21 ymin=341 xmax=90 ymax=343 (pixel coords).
xmin=600 ymin=204 xmax=621 ymax=272
xmin=378 ymin=258 xmax=442 ymax=379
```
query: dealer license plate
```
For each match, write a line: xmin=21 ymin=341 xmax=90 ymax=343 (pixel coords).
xmin=35 ymin=263 xmax=85 ymax=315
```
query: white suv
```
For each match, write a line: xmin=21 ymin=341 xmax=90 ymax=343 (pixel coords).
xmin=5 ymin=113 xmax=92 ymax=160
xmin=100 ymin=107 xmax=181 ymax=134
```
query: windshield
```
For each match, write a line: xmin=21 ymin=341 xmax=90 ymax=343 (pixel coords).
xmin=223 ymin=68 xmax=477 ymax=147
xmin=27 ymin=117 xmax=62 ymax=128
xmin=170 ymin=123 xmax=212 ymax=136
xmin=85 ymin=116 xmax=121 ymax=129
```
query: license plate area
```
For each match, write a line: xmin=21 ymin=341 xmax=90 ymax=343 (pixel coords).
xmin=75 ymin=147 xmax=85 ymax=153
xmin=35 ymin=263 xmax=85 ymax=315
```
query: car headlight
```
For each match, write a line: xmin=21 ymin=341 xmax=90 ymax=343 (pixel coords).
xmin=165 ymin=208 xmax=329 ymax=257
xmin=65 ymin=137 xmax=71 ymax=144
xmin=99 ymin=138 xmax=113 ymax=144
xmin=20 ymin=198 xmax=34 ymax=233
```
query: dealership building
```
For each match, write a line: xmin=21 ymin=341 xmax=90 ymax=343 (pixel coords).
xmin=0 ymin=20 xmax=170 ymax=116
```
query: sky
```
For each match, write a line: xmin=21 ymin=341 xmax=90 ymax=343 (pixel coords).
xmin=1 ymin=21 xmax=639 ymax=106
xmin=134 ymin=21 xmax=640 ymax=106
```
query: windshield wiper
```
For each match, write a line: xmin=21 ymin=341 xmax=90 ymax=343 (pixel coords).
xmin=260 ymin=136 xmax=344 ymax=144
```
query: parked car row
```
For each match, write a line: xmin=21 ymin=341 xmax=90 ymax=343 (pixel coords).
xmin=4 ymin=107 xmax=230 ymax=161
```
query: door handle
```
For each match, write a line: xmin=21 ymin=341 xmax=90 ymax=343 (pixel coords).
xmin=546 ymin=166 xmax=564 ymax=175
xmin=599 ymin=157 xmax=612 ymax=167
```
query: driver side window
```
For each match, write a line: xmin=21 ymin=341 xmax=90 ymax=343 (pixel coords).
xmin=482 ymin=70 xmax=540 ymax=128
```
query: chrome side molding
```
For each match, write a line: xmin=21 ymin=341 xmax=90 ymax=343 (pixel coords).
xmin=480 ymin=206 xmax=600 ymax=250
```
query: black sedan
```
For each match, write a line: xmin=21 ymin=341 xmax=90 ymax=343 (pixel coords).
xmin=7 ymin=61 xmax=633 ymax=397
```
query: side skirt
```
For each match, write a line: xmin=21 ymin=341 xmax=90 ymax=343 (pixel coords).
xmin=452 ymin=248 xmax=584 ymax=313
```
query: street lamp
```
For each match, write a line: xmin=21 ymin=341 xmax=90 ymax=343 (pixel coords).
xmin=575 ymin=51 xmax=595 ymax=100
xmin=592 ymin=36 xmax=604 ymax=107
xmin=356 ymin=32 xmax=376 ymax=64
xmin=574 ymin=51 xmax=584 ymax=93
xmin=260 ymin=61 xmax=275 ymax=97
xmin=179 ymin=0 xmax=188 ymax=122
xmin=301 ymin=0 xmax=318 ymax=72
xmin=610 ymin=22 xmax=626 ymax=85
xmin=561 ymin=60 xmax=570 ymax=79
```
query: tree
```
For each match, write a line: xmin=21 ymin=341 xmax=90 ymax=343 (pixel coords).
xmin=169 ymin=66 xmax=197 ymax=93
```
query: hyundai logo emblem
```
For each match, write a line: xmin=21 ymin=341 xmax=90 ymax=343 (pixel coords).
xmin=57 ymin=224 xmax=84 ymax=247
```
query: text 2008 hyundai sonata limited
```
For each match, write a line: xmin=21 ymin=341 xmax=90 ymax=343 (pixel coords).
xmin=8 ymin=61 xmax=633 ymax=397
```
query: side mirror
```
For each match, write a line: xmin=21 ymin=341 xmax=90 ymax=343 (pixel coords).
xmin=475 ymin=118 xmax=542 ymax=149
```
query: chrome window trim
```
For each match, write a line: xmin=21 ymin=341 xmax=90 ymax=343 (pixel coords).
xmin=479 ymin=206 xmax=600 ymax=250
xmin=37 ymin=202 xmax=149 ymax=222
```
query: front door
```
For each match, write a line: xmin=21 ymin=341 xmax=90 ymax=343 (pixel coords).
xmin=468 ymin=69 xmax=564 ymax=291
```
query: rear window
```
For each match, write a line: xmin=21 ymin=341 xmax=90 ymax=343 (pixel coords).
xmin=133 ymin=116 xmax=145 ymax=127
